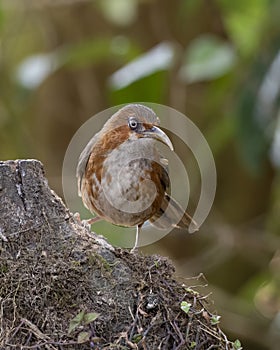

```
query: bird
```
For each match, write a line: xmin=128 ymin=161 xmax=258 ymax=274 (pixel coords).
xmin=76 ymin=104 xmax=197 ymax=251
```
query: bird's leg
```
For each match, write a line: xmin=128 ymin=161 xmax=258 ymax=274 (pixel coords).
xmin=131 ymin=224 xmax=141 ymax=253
xmin=86 ymin=216 xmax=101 ymax=225
xmin=74 ymin=212 xmax=101 ymax=229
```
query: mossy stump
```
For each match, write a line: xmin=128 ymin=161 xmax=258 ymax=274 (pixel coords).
xmin=0 ymin=160 xmax=236 ymax=349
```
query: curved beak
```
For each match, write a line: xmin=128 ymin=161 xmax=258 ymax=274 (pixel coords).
xmin=143 ymin=126 xmax=174 ymax=151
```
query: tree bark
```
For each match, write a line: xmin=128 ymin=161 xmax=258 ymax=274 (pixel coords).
xmin=0 ymin=159 xmax=236 ymax=349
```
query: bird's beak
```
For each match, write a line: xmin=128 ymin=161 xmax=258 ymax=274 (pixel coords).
xmin=143 ymin=126 xmax=174 ymax=151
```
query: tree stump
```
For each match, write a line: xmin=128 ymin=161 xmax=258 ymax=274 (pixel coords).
xmin=0 ymin=159 xmax=236 ymax=349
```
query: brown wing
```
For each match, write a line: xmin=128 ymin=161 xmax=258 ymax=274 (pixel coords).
xmin=76 ymin=132 xmax=100 ymax=196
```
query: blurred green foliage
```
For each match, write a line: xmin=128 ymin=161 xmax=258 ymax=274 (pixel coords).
xmin=218 ymin=0 xmax=270 ymax=57
xmin=179 ymin=34 xmax=236 ymax=83
xmin=1 ymin=0 xmax=280 ymax=349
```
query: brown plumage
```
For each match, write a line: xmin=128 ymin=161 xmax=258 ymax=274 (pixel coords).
xmin=77 ymin=104 xmax=197 ymax=250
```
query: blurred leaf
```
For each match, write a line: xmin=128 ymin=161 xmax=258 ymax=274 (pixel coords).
xmin=68 ymin=310 xmax=99 ymax=335
xmin=98 ymin=0 xmax=138 ymax=26
xmin=132 ymin=334 xmax=142 ymax=343
xmin=84 ymin=312 xmax=99 ymax=325
xmin=217 ymin=0 xmax=269 ymax=56
xmin=109 ymin=42 xmax=175 ymax=90
xmin=256 ymin=49 xmax=280 ymax=130
xmin=77 ymin=331 xmax=90 ymax=344
xmin=15 ymin=37 xmax=140 ymax=89
xmin=255 ymin=49 xmax=280 ymax=168
xmin=15 ymin=53 xmax=58 ymax=89
xmin=233 ymin=339 xmax=243 ymax=350
xmin=68 ymin=310 xmax=85 ymax=334
xmin=179 ymin=35 xmax=236 ymax=83
xmin=210 ymin=314 xmax=221 ymax=325
xmin=180 ymin=301 xmax=191 ymax=314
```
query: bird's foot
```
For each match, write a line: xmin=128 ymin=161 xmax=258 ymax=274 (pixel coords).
xmin=130 ymin=246 xmax=138 ymax=254
xmin=74 ymin=213 xmax=100 ymax=230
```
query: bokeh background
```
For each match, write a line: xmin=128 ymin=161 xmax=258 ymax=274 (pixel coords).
xmin=1 ymin=0 xmax=280 ymax=349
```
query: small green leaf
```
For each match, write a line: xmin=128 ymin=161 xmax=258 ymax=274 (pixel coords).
xmin=210 ymin=315 xmax=221 ymax=325
xmin=190 ymin=341 xmax=196 ymax=348
xmin=132 ymin=334 xmax=142 ymax=343
xmin=234 ymin=339 xmax=243 ymax=349
xmin=77 ymin=331 xmax=90 ymax=343
xmin=68 ymin=310 xmax=85 ymax=334
xmin=84 ymin=312 xmax=99 ymax=325
xmin=180 ymin=301 xmax=192 ymax=314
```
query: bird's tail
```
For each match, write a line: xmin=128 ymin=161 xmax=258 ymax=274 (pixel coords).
xmin=150 ymin=194 xmax=198 ymax=232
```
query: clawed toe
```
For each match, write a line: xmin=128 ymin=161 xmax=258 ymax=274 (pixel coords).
xmin=81 ymin=220 xmax=92 ymax=230
xmin=74 ymin=212 xmax=81 ymax=221
xmin=130 ymin=246 xmax=138 ymax=254
xmin=74 ymin=213 xmax=99 ymax=230
xmin=74 ymin=213 xmax=100 ymax=228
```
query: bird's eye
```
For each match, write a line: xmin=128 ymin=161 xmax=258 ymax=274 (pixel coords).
xmin=128 ymin=117 xmax=138 ymax=130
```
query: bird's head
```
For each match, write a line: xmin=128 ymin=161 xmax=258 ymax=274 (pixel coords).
xmin=101 ymin=104 xmax=174 ymax=151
